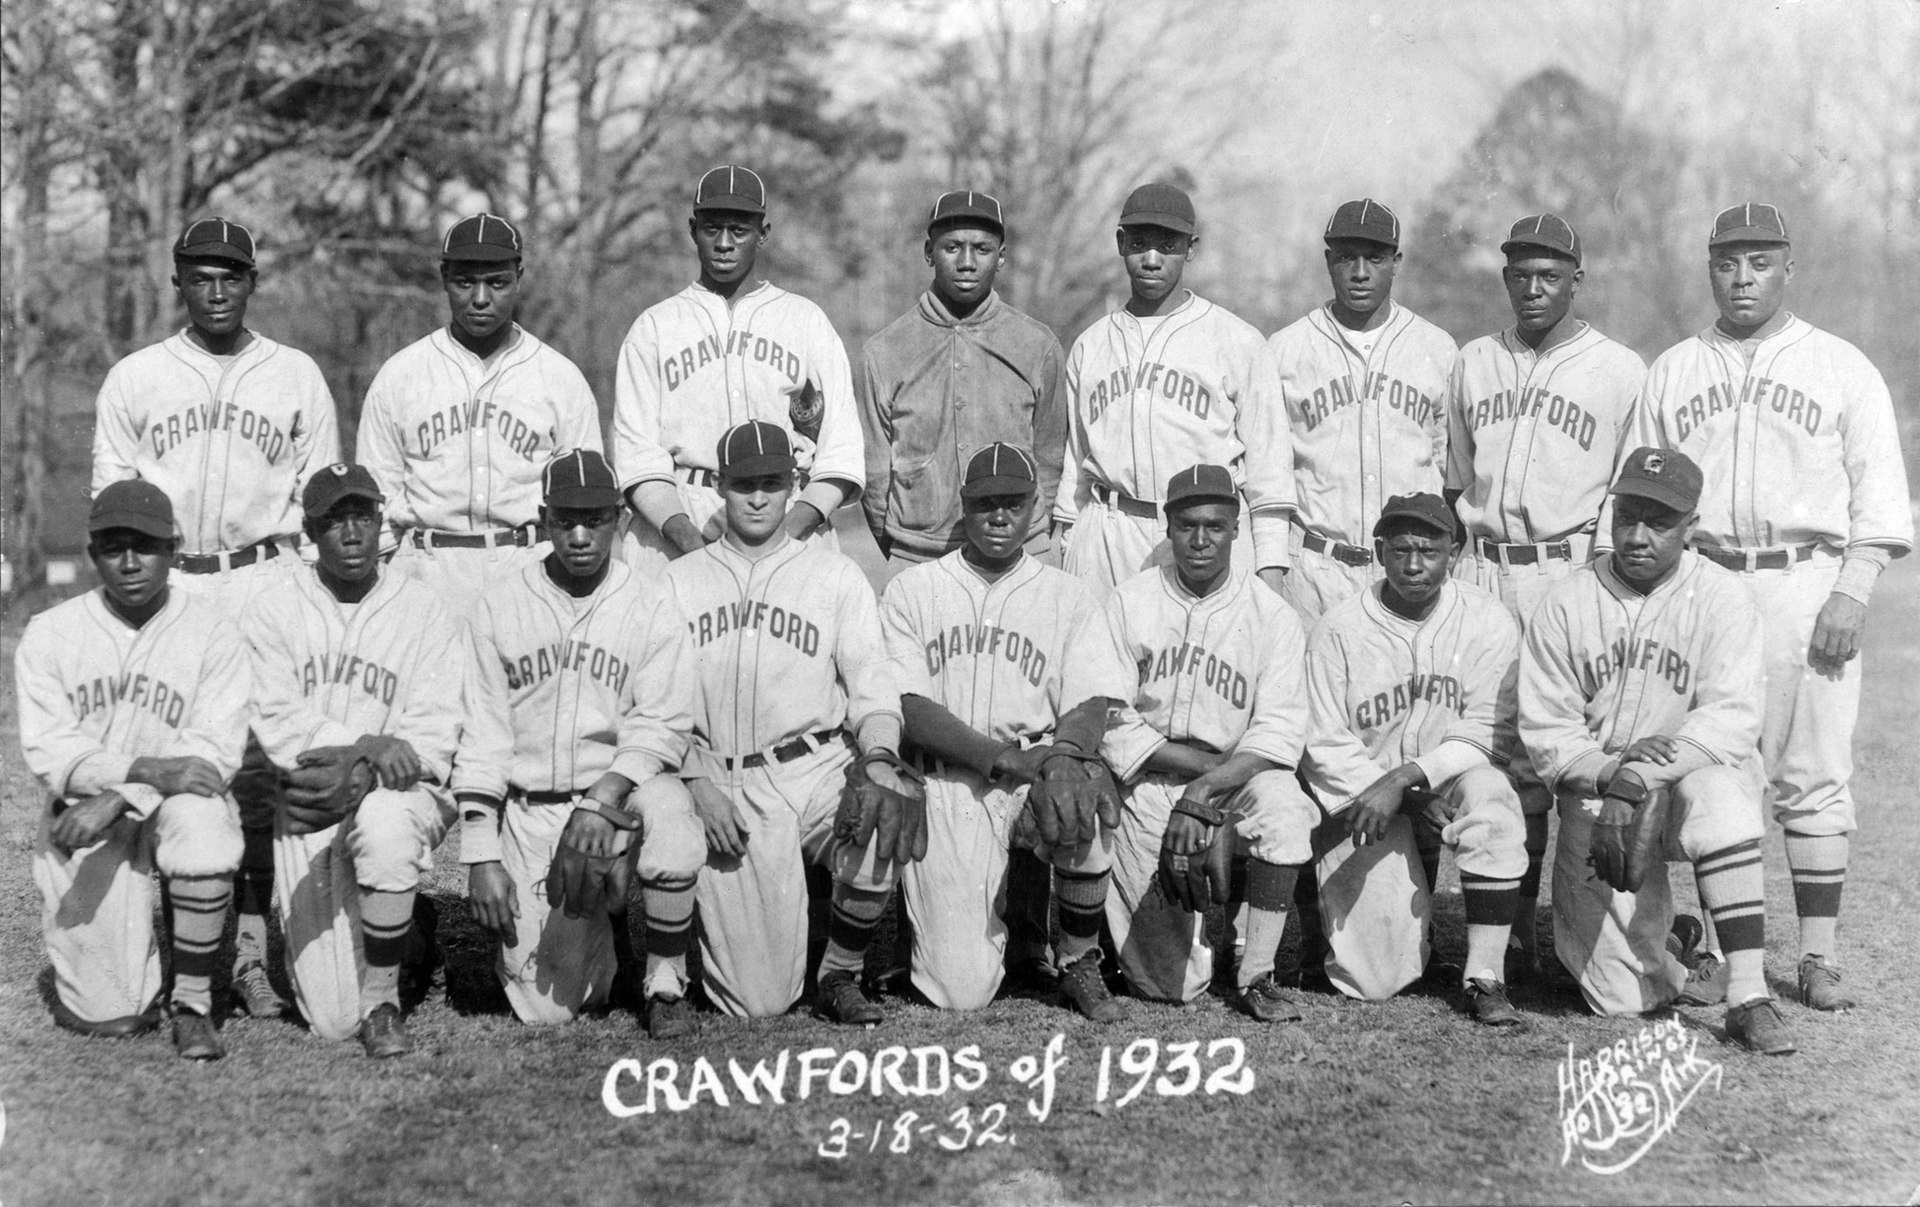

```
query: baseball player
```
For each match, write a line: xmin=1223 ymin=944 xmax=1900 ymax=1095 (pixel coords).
xmin=857 ymin=189 xmax=1067 ymax=563
xmin=613 ymin=165 xmax=864 ymax=565
xmin=243 ymin=463 xmax=468 ymax=1056
xmin=91 ymin=216 xmax=340 ymax=1019
xmin=664 ymin=421 xmax=911 ymax=1023
xmin=1054 ymin=183 xmax=1294 ymax=598
xmin=878 ymin=443 xmax=1121 ymax=1019
xmin=1299 ymin=493 xmax=1528 ymax=1025
xmin=15 ymin=481 xmax=250 ymax=1059
xmin=1630 ymin=203 xmax=1912 ymax=1013
xmin=1520 ymin=447 xmax=1796 ymax=1054
xmin=455 ymin=450 xmax=706 ymax=1036
xmin=1444 ymin=214 xmax=1645 ymax=978
xmin=356 ymin=213 xmax=603 ymax=615
xmin=1081 ymin=464 xmax=1316 ymax=1019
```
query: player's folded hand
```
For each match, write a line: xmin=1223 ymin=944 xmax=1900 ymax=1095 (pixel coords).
xmin=690 ymin=778 xmax=749 ymax=859
xmin=129 ymin=754 xmax=226 ymax=798
xmin=1809 ymin=591 xmax=1866 ymax=678
xmin=548 ymin=809 xmax=631 ymax=920
xmin=50 ymin=790 xmax=132 ymax=854
xmin=468 ymin=861 xmax=519 ymax=943
xmin=355 ymin=734 xmax=423 ymax=790
xmin=1618 ymin=736 xmax=1679 ymax=765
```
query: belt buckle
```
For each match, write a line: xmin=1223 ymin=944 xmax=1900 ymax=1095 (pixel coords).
xmin=1336 ymin=543 xmax=1371 ymax=567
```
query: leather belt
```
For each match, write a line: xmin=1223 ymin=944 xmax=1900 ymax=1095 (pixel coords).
xmin=176 ymin=537 xmax=287 ymax=575
xmin=1091 ymin=485 xmax=1160 ymax=520
xmin=1298 ymin=527 xmax=1373 ymax=567
xmin=1477 ymin=536 xmax=1574 ymax=567
xmin=713 ymin=727 xmax=845 ymax=773
xmin=409 ymin=523 xmax=538 ymax=550
xmin=523 ymin=789 xmax=580 ymax=805
xmin=1695 ymin=542 xmax=1821 ymax=572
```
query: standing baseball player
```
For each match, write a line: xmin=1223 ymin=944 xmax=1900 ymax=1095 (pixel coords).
xmin=1444 ymin=214 xmax=1645 ymax=978
xmin=1520 ymin=447 xmax=1796 ymax=1054
xmin=356 ymin=213 xmax=603 ymax=614
xmin=455 ymin=450 xmax=706 ymax=1036
xmin=1300 ymin=493 xmax=1528 ymax=1025
xmin=857 ymin=190 xmax=1067 ymax=563
xmin=1083 ymin=464 xmax=1316 ymax=1018
xmin=665 ymin=421 xmax=914 ymax=1023
xmin=1054 ymin=183 xmax=1294 ymax=597
xmin=16 ymin=481 xmax=251 ymax=1059
xmin=878 ymin=443 xmax=1122 ymax=1019
xmin=243 ymin=463 xmax=468 ymax=1056
xmin=614 ymin=166 xmax=864 ymax=564
xmin=91 ymin=216 xmax=341 ymax=1021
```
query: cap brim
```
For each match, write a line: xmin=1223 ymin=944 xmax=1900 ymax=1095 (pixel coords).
xmin=175 ymin=243 xmax=254 ymax=267
xmin=1500 ymin=238 xmax=1578 ymax=262
xmin=442 ymin=246 xmax=522 ymax=263
xmin=89 ymin=512 xmax=174 ymax=539
xmin=694 ymin=197 xmax=766 ymax=216
xmin=304 ymin=486 xmax=384 ymax=517
xmin=1163 ymin=493 xmax=1239 ymax=514
xmin=1372 ymin=511 xmax=1453 ymax=538
xmin=960 ymin=475 xmax=1036 ymax=500
xmin=1709 ymin=227 xmax=1789 ymax=247
xmin=1609 ymin=481 xmax=1696 ymax=511
xmin=1325 ymin=229 xmax=1398 ymax=249
xmin=929 ymin=213 xmax=1005 ymax=237
xmin=1119 ymin=212 xmax=1195 ymax=235
xmin=544 ymin=485 xmax=621 ymax=509
xmin=719 ymin=455 xmax=795 ymax=479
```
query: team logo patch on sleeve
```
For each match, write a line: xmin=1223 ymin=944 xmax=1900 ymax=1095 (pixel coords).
xmin=789 ymin=379 xmax=823 ymax=442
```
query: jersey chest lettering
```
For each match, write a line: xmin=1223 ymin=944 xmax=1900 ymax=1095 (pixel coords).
xmin=1138 ymin=641 xmax=1248 ymax=709
xmin=688 ymin=599 xmax=821 ymax=657
xmin=501 ymin=638 xmax=633 ymax=695
xmin=1353 ymin=672 xmax=1463 ymax=730
xmin=1579 ymin=634 xmax=1692 ymax=696
xmin=298 ymin=652 xmax=400 ymax=705
xmin=149 ymin=401 xmax=289 ymax=462
xmin=663 ymin=330 xmax=803 ymax=392
xmin=922 ymin=622 xmax=1048 ymax=688
xmin=414 ymin=399 xmax=547 ymax=461
xmin=1672 ymin=373 xmax=1823 ymax=442
xmin=68 ymin=671 xmax=189 ymax=729
xmin=1084 ymin=361 xmax=1213 ymax=426
xmin=1299 ymin=371 xmax=1439 ymax=432
xmin=1465 ymin=385 xmax=1597 ymax=451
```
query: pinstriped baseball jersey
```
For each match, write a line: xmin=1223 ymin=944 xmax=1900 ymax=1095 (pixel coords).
xmin=356 ymin=326 xmax=602 ymax=532
xmin=453 ymin=560 xmax=696 ymax=801
xmin=91 ymin=332 xmax=340 ymax=554
xmin=1302 ymin=581 xmax=1519 ymax=808
xmin=1271 ymin=302 xmax=1457 ymax=543
xmin=1632 ymin=316 xmax=1913 ymax=553
xmin=1055 ymin=292 xmax=1295 ymax=568
xmin=1446 ymin=325 xmax=1644 ymax=543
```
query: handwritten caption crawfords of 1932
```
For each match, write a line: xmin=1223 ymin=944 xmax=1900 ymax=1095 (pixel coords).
xmin=1558 ymin=1016 xmax=1724 ymax=1174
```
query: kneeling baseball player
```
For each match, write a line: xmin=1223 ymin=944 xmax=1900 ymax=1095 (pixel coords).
xmin=1520 ymin=448 xmax=1796 ymax=1054
xmin=456 ymin=450 xmax=706 ymax=1036
xmin=16 ymin=482 xmax=251 ymax=1059
xmin=243 ymin=464 xmax=468 ymax=1056
xmin=1299 ymin=493 xmax=1528 ymax=1025
xmin=666 ymin=421 xmax=921 ymax=1023
xmin=879 ymin=443 xmax=1123 ymax=1020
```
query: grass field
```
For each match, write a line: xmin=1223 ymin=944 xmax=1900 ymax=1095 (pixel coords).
xmin=2 ymin=551 xmax=1917 ymax=1207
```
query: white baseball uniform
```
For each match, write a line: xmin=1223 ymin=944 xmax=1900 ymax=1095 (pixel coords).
xmin=1270 ymin=302 xmax=1457 ymax=619
xmin=356 ymin=325 xmax=603 ymax=613
xmin=1300 ymin=581 xmax=1526 ymax=1000
xmin=1082 ymin=564 xmax=1314 ymax=1003
xmin=878 ymin=551 xmax=1112 ymax=1008
xmin=1055 ymin=291 xmax=1294 ymax=594
xmin=1632 ymin=315 xmax=1913 ymax=835
xmin=242 ymin=565 xmax=470 ymax=1041
xmin=613 ymin=282 xmax=863 ymax=561
xmin=1519 ymin=551 xmax=1767 ymax=1015
xmin=16 ymin=589 xmax=249 ymax=1023
xmin=664 ymin=536 xmax=902 ymax=1017
xmin=455 ymin=559 xmax=704 ymax=1023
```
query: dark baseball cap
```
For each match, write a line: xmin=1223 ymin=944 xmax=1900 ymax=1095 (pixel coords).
xmin=960 ymin=443 xmax=1037 ymax=499
xmin=302 ymin=463 xmax=385 ymax=518
xmin=1325 ymin=198 xmax=1400 ymax=249
xmin=89 ymin=480 xmax=176 ymax=540
xmin=694 ymin=165 xmax=767 ymax=216
xmin=1709 ymin=202 xmax=1789 ymax=248
xmin=543 ymin=449 xmax=621 ymax=509
xmin=716 ymin=420 xmax=795 ymax=478
xmin=928 ymin=189 xmax=1004 ymax=237
xmin=442 ymin=214 xmax=524 ymax=263
xmin=1118 ymin=183 xmax=1196 ymax=236
xmin=1610 ymin=447 xmax=1703 ymax=512
xmin=1501 ymin=213 xmax=1581 ymax=264
xmin=1164 ymin=464 xmax=1238 ymax=512
xmin=173 ymin=217 xmax=255 ymax=268
xmin=1373 ymin=493 xmax=1458 ymax=540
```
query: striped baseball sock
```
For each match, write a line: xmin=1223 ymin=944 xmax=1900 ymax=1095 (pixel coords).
xmin=168 ymin=876 xmax=232 ymax=1016
xmin=643 ymin=877 xmax=696 ymax=998
xmin=1513 ymin=811 xmax=1549 ymax=956
xmin=1785 ymin=833 xmax=1848 ymax=958
xmin=1695 ymin=839 xmax=1767 ymax=1005
xmin=359 ymin=888 xmax=415 ymax=1016
xmin=1459 ymin=871 xmax=1521 ymax=983
xmin=1238 ymin=859 xmax=1298 ymax=991
xmin=817 ymin=885 xmax=889 ymax=976
xmin=1052 ymin=865 xmax=1109 ymax=968
xmin=233 ymin=854 xmax=274 ymax=967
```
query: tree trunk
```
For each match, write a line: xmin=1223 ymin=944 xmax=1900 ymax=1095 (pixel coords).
xmin=6 ymin=0 xmax=57 ymax=590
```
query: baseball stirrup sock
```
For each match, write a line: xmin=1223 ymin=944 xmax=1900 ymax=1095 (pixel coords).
xmin=643 ymin=879 xmax=695 ymax=993
xmin=233 ymin=866 xmax=274 ymax=966
xmin=1239 ymin=860 xmax=1298 ymax=990
xmin=1695 ymin=839 xmax=1766 ymax=1005
xmin=1460 ymin=872 xmax=1520 ymax=981
xmin=1515 ymin=812 xmax=1548 ymax=953
xmin=1785 ymin=833 xmax=1847 ymax=957
xmin=818 ymin=885 xmax=889 ymax=975
xmin=359 ymin=888 xmax=415 ymax=1014
xmin=168 ymin=877 xmax=232 ymax=1015
xmin=1053 ymin=867 xmax=1109 ymax=966
xmin=1005 ymin=848 xmax=1052 ymax=964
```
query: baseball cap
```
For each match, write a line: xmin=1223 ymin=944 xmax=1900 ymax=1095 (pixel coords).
xmin=1163 ymin=464 xmax=1238 ymax=512
xmin=694 ymin=165 xmax=767 ymax=216
xmin=1372 ymin=493 xmax=1458 ymax=539
xmin=716 ymin=420 xmax=796 ymax=478
xmin=1325 ymin=198 xmax=1400 ymax=249
xmin=89 ymin=480 xmax=176 ymax=540
xmin=543 ymin=449 xmax=621 ymax=509
xmin=1610 ymin=447 xmax=1703 ymax=512
xmin=1118 ymin=183 xmax=1196 ymax=235
xmin=302 ymin=463 xmax=385 ymax=518
xmin=442 ymin=214 xmax=524 ymax=263
xmin=960 ymin=443 xmax=1037 ymax=499
xmin=173 ymin=217 xmax=255 ymax=267
xmin=928 ymin=189 xmax=1005 ymax=237
xmin=1709 ymin=202 xmax=1789 ymax=248
xmin=1501 ymin=214 xmax=1582 ymax=264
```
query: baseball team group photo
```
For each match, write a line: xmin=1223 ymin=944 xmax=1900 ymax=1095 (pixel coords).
xmin=3 ymin=2 xmax=1917 ymax=1205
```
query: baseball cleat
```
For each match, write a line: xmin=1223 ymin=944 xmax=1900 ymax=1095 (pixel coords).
xmin=1005 ymin=956 xmax=1061 ymax=994
xmin=646 ymin=994 xmax=695 ymax=1040
xmin=814 ymin=971 xmax=883 ymax=1027
xmin=170 ymin=1006 xmax=226 ymax=1061
xmin=1668 ymin=914 xmax=1705 ymax=961
xmin=1236 ymin=974 xmax=1305 ymax=1024
xmin=1725 ymin=997 xmax=1798 ymax=1056
xmin=1797 ymin=955 xmax=1856 ymax=1012
xmin=1056 ymin=951 xmax=1123 ymax=1024
xmin=232 ymin=960 xmax=289 ymax=1019
xmin=1675 ymin=953 xmax=1727 ymax=1007
xmin=359 ymin=1002 xmax=413 ymax=1058
xmin=49 ymin=994 xmax=162 ymax=1039
xmin=1462 ymin=977 xmax=1526 ymax=1028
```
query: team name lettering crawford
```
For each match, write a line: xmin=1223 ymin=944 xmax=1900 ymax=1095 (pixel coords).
xmin=1460 ymin=387 xmax=1600 ymax=451
xmin=1354 ymin=672 xmax=1464 ymax=730
xmin=150 ymin=403 xmax=290 ymax=461
xmin=1139 ymin=643 xmax=1249 ymax=709
xmin=1672 ymin=375 xmax=1823 ymax=441
xmin=1297 ymin=372 xmax=1440 ymax=432
xmin=1083 ymin=363 xmax=1214 ymax=425
xmin=923 ymin=623 xmax=1049 ymax=687
xmin=299 ymin=653 xmax=400 ymax=704
xmin=662 ymin=332 xmax=804 ymax=392
xmin=688 ymin=601 xmax=822 ymax=656
xmin=501 ymin=641 xmax=633 ymax=694
xmin=414 ymin=400 xmax=546 ymax=460
xmin=1580 ymin=636 xmax=1692 ymax=695
xmin=67 ymin=672 xmax=188 ymax=727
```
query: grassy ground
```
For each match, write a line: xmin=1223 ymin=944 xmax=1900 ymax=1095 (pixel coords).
xmin=1 ymin=551 xmax=1916 ymax=1207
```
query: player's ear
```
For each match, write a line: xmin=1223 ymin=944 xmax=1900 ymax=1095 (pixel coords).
xmin=1782 ymin=257 xmax=1794 ymax=284
xmin=1391 ymin=250 xmax=1404 ymax=267
xmin=756 ymin=220 xmax=772 ymax=246
xmin=1115 ymin=228 xmax=1129 ymax=256
xmin=1186 ymin=234 xmax=1200 ymax=261
xmin=924 ymin=237 xmax=935 ymax=266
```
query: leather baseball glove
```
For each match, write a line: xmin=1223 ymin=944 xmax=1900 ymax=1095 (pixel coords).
xmin=1023 ymin=749 xmax=1122 ymax=846
xmin=1591 ymin=769 xmax=1666 ymax=893
xmin=833 ymin=751 xmax=928 ymax=864
xmin=282 ymin=746 xmax=376 ymax=835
